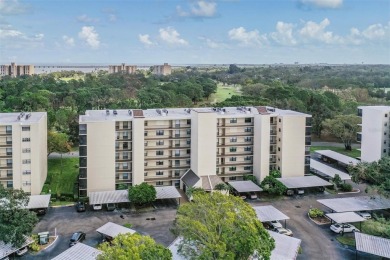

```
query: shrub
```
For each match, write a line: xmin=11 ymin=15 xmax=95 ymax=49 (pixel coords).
xmin=214 ymin=183 xmax=230 ymax=191
xmin=332 ymin=174 xmax=342 ymax=187
xmin=123 ymin=223 xmax=133 ymax=229
xmin=309 ymin=208 xmax=324 ymax=218
xmin=29 ymin=235 xmax=40 ymax=252
xmin=261 ymin=176 xmax=286 ymax=195
xmin=128 ymin=182 xmax=156 ymax=205
xmin=340 ymin=183 xmax=353 ymax=192
xmin=362 ymin=217 xmax=390 ymax=238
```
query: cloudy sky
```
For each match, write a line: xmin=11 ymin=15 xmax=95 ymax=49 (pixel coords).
xmin=0 ymin=0 xmax=389 ymax=64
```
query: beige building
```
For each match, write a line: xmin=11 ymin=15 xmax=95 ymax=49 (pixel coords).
xmin=152 ymin=63 xmax=172 ymax=76
xmin=0 ymin=63 xmax=34 ymax=77
xmin=108 ymin=63 xmax=137 ymax=74
xmin=0 ymin=112 xmax=47 ymax=195
xmin=78 ymin=106 xmax=311 ymax=197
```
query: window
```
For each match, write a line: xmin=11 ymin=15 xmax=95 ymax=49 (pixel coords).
xmin=22 ymin=126 xmax=30 ymax=131
xmin=175 ymin=120 xmax=180 ymax=127
xmin=175 ymin=140 xmax=180 ymax=147
xmin=187 ymin=119 xmax=191 ymax=125
xmin=79 ymin=146 xmax=87 ymax=156
xmin=123 ymin=131 xmax=129 ymax=139
xmin=384 ymin=149 xmax=387 ymax=153
xmin=229 ymin=166 xmax=236 ymax=171
xmin=79 ymin=135 xmax=87 ymax=145
xmin=80 ymin=157 xmax=87 ymax=167
xmin=229 ymin=177 xmax=236 ymax=181
xmin=156 ymin=130 xmax=164 ymax=136
xmin=156 ymin=171 xmax=163 ymax=176
xmin=230 ymin=137 xmax=237 ymax=143
xmin=230 ymin=147 xmax=237 ymax=152
xmin=123 ymin=173 xmax=129 ymax=179
xmin=6 ymin=159 xmax=12 ymax=166
xmin=187 ymin=149 xmax=190 ymax=154
xmin=156 ymin=161 xmax=164 ymax=166
xmin=230 ymin=157 xmax=237 ymax=162
xmin=144 ymin=152 xmax=148 ymax=156
xmin=278 ymin=128 xmax=281 ymax=132
xmin=7 ymin=170 xmax=12 ymax=176
xmin=22 ymin=159 xmax=31 ymax=164
xmin=175 ymin=150 xmax=180 ymax=156
xmin=7 ymin=181 xmax=13 ymax=188
xmin=5 ymin=125 xmax=12 ymax=134
xmin=230 ymin=118 xmax=237 ymax=123
xmin=79 ymin=124 xmax=86 ymax=134
xmin=245 ymin=118 xmax=252 ymax=123
xmin=144 ymin=131 xmax=148 ymax=136
xmin=156 ymin=181 xmax=164 ymax=186
xmin=244 ymin=127 xmax=252 ymax=132
xmin=385 ymin=132 xmax=387 ymax=136
xmin=186 ymin=159 xmax=190 ymax=165
xmin=245 ymin=137 xmax=252 ymax=142
xmin=186 ymin=129 xmax=191 ymax=135
xmin=244 ymin=156 xmax=252 ymax=161
xmin=116 ymin=163 xmax=119 ymax=170
xmin=123 ymin=152 xmax=129 ymax=160
xmin=174 ymin=170 xmax=180 ymax=177
xmin=144 ymin=162 xmax=148 ymax=166
xmin=175 ymin=160 xmax=180 ymax=166
xmin=244 ymin=147 xmax=252 ymax=152
xmin=123 ymin=142 xmax=129 ymax=149
xmin=6 ymin=148 xmax=12 ymax=156
xmin=279 ymin=118 xmax=281 ymax=123
xmin=175 ymin=130 xmax=180 ymax=137
xmin=156 ymin=150 xmax=164 ymax=155
xmin=144 ymin=141 xmax=148 ymax=147
xmin=144 ymin=172 xmax=148 ymax=176
xmin=123 ymin=162 xmax=129 ymax=169
xmin=278 ymin=147 xmax=281 ymax=152
xmin=156 ymin=140 xmax=164 ymax=145
xmin=22 ymin=137 xmax=30 ymax=142
xmin=386 ymin=114 xmax=388 ymax=118
xmin=123 ymin=121 xmax=129 ymax=129
xmin=244 ymin=166 xmax=252 ymax=171
xmin=186 ymin=139 xmax=191 ymax=145
xmin=23 ymin=181 xmax=31 ymax=186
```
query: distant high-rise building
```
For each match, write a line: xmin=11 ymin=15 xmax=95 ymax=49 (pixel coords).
xmin=152 ymin=63 xmax=172 ymax=76
xmin=0 ymin=62 xmax=34 ymax=77
xmin=108 ymin=63 xmax=137 ymax=74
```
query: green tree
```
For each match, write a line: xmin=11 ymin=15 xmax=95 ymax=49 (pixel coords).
xmin=214 ymin=183 xmax=230 ymax=191
xmin=98 ymin=233 xmax=172 ymax=260
xmin=47 ymin=131 xmax=72 ymax=176
xmin=323 ymin=115 xmax=361 ymax=150
xmin=128 ymin=182 xmax=156 ymax=205
xmin=243 ymin=175 xmax=260 ymax=186
xmin=261 ymin=176 xmax=287 ymax=195
xmin=174 ymin=192 xmax=274 ymax=260
xmin=0 ymin=186 xmax=38 ymax=247
xmin=332 ymin=174 xmax=342 ymax=188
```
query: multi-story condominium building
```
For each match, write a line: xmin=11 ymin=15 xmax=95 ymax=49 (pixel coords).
xmin=152 ymin=63 xmax=172 ymax=76
xmin=358 ymin=106 xmax=390 ymax=162
xmin=0 ymin=62 xmax=34 ymax=77
xmin=108 ymin=63 xmax=137 ymax=74
xmin=78 ymin=106 xmax=311 ymax=197
xmin=0 ymin=112 xmax=47 ymax=195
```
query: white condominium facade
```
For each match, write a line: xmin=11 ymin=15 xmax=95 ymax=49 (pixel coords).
xmin=108 ymin=63 xmax=137 ymax=74
xmin=0 ymin=62 xmax=34 ymax=77
xmin=152 ymin=63 xmax=172 ymax=76
xmin=78 ymin=106 xmax=311 ymax=197
xmin=0 ymin=112 xmax=47 ymax=195
xmin=358 ymin=106 xmax=390 ymax=162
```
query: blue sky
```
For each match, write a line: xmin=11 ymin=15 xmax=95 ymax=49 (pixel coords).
xmin=0 ymin=0 xmax=389 ymax=64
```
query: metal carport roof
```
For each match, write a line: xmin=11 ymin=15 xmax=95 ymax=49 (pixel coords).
xmin=268 ymin=230 xmax=301 ymax=260
xmin=52 ymin=243 xmax=102 ymax=260
xmin=310 ymin=159 xmax=351 ymax=180
xmin=181 ymin=169 xmax=200 ymax=188
xmin=325 ymin=212 xmax=366 ymax=223
xmin=276 ymin=176 xmax=332 ymax=189
xmin=355 ymin=232 xmax=390 ymax=259
xmin=27 ymin=194 xmax=51 ymax=209
xmin=96 ymin=222 xmax=136 ymax=238
xmin=317 ymin=196 xmax=390 ymax=213
xmin=0 ymin=237 xmax=34 ymax=259
xmin=155 ymin=186 xmax=182 ymax=199
xmin=252 ymin=205 xmax=289 ymax=222
xmin=314 ymin=150 xmax=359 ymax=166
xmin=89 ymin=190 xmax=129 ymax=205
xmin=228 ymin=181 xmax=263 ymax=193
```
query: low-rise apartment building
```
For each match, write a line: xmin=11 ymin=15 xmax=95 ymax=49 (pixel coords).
xmin=78 ymin=106 xmax=311 ymax=196
xmin=358 ymin=106 xmax=390 ymax=162
xmin=108 ymin=63 xmax=137 ymax=74
xmin=0 ymin=62 xmax=34 ymax=77
xmin=0 ymin=112 xmax=47 ymax=195
xmin=152 ymin=63 xmax=171 ymax=76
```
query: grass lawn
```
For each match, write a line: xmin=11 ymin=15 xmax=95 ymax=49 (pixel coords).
xmin=42 ymin=157 xmax=79 ymax=195
xmin=310 ymin=146 xmax=361 ymax=158
xmin=336 ymin=235 xmax=356 ymax=247
xmin=208 ymin=83 xmax=241 ymax=103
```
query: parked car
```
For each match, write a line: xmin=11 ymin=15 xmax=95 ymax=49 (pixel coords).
xmin=15 ymin=247 xmax=28 ymax=256
xmin=274 ymin=227 xmax=293 ymax=236
xmin=266 ymin=220 xmax=283 ymax=229
xmin=106 ymin=203 xmax=115 ymax=211
xmin=33 ymin=208 xmax=47 ymax=216
xmin=249 ymin=192 xmax=257 ymax=199
xmin=93 ymin=204 xmax=102 ymax=211
xmin=76 ymin=202 xmax=86 ymax=212
xmin=69 ymin=232 xmax=86 ymax=247
xmin=356 ymin=211 xmax=371 ymax=219
xmin=296 ymin=189 xmax=305 ymax=195
xmin=330 ymin=223 xmax=359 ymax=234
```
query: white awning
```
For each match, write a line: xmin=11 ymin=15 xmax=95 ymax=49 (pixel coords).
xmin=52 ymin=243 xmax=102 ymax=260
xmin=318 ymin=196 xmax=390 ymax=213
xmin=228 ymin=181 xmax=263 ymax=193
xmin=355 ymin=232 xmax=390 ymax=259
xmin=326 ymin=212 xmax=366 ymax=223
xmin=315 ymin=150 xmax=359 ymax=166
xmin=155 ymin=186 xmax=182 ymax=199
xmin=253 ymin=205 xmax=290 ymax=222
xmin=269 ymin=230 xmax=301 ymax=260
xmin=276 ymin=176 xmax=332 ymax=189
xmin=0 ymin=237 xmax=34 ymax=259
xmin=310 ymin=159 xmax=351 ymax=180
xmin=89 ymin=190 xmax=129 ymax=205
xmin=96 ymin=222 xmax=136 ymax=238
xmin=27 ymin=194 xmax=51 ymax=209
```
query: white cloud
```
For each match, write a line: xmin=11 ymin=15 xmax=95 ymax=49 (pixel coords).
xmin=299 ymin=0 xmax=343 ymax=9
xmin=299 ymin=18 xmax=342 ymax=44
xmin=0 ymin=28 xmax=43 ymax=41
xmin=159 ymin=27 xmax=188 ymax=45
xmin=139 ymin=34 xmax=154 ymax=46
xmin=228 ymin=27 xmax=266 ymax=46
xmin=0 ymin=0 xmax=30 ymax=15
xmin=78 ymin=26 xmax=100 ymax=49
xmin=77 ymin=14 xmax=99 ymax=23
xmin=199 ymin=36 xmax=221 ymax=48
xmin=0 ymin=27 xmax=44 ymax=49
xmin=361 ymin=23 xmax=388 ymax=40
xmin=62 ymin=35 xmax=75 ymax=47
xmin=177 ymin=1 xmax=217 ymax=18
xmin=270 ymin=22 xmax=297 ymax=45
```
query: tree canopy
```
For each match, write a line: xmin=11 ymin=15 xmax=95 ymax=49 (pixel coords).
xmin=128 ymin=182 xmax=156 ymax=205
xmin=47 ymin=131 xmax=72 ymax=156
xmin=98 ymin=233 xmax=172 ymax=260
xmin=0 ymin=186 xmax=38 ymax=247
xmin=323 ymin=115 xmax=361 ymax=150
xmin=174 ymin=192 xmax=274 ymax=260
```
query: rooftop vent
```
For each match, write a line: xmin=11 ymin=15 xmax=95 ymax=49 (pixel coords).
xmin=156 ymin=109 xmax=161 ymax=115
xmin=25 ymin=113 xmax=31 ymax=120
xmin=106 ymin=110 xmax=110 ymax=115
xmin=113 ymin=110 xmax=118 ymax=115
xmin=128 ymin=110 xmax=132 ymax=116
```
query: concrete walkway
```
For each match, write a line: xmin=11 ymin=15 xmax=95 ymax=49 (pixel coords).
xmin=48 ymin=151 xmax=79 ymax=159
xmin=312 ymin=142 xmax=360 ymax=149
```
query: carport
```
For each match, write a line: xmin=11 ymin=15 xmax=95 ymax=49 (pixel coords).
xmin=96 ymin=222 xmax=136 ymax=242
xmin=268 ymin=230 xmax=301 ymax=260
xmin=253 ymin=205 xmax=290 ymax=228
xmin=276 ymin=176 xmax=332 ymax=194
xmin=228 ymin=180 xmax=263 ymax=197
xmin=89 ymin=190 xmax=130 ymax=208
xmin=317 ymin=196 xmax=390 ymax=213
xmin=326 ymin=212 xmax=366 ymax=231
xmin=155 ymin=186 xmax=182 ymax=205
xmin=354 ymin=232 xmax=390 ymax=259
xmin=314 ymin=150 xmax=359 ymax=169
xmin=0 ymin=237 xmax=34 ymax=259
xmin=52 ymin=242 xmax=102 ymax=260
xmin=310 ymin=159 xmax=351 ymax=181
xmin=27 ymin=194 xmax=51 ymax=214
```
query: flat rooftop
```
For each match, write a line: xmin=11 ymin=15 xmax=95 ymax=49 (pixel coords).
xmin=315 ymin=150 xmax=359 ymax=166
xmin=52 ymin=243 xmax=102 ymax=260
xmin=253 ymin=205 xmax=289 ymax=222
xmin=358 ymin=106 xmax=390 ymax=112
xmin=228 ymin=180 xmax=263 ymax=193
xmin=268 ymin=230 xmax=301 ymax=260
xmin=155 ymin=186 xmax=182 ymax=199
xmin=0 ymin=112 xmax=46 ymax=124
xmin=318 ymin=196 xmax=390 ymax=213
xmin=89 ymin=190 xmax=129 ymax=205
xmin=355 ymin=232 xmax=390 ymax=259
xmin=276 ymin=176 xmax=332 ymax=189
xmin=96 ymin=222 xmax=136 ymax=238
xmin=325 ymin=212 xmax=366 ymax=223
xmin=310 ymin=159 xmax=351 ymax=180
xmin=27 ymin=194 xmax=51 ymax=209
xmin=80 ymin=106 xmax=310 ymax=123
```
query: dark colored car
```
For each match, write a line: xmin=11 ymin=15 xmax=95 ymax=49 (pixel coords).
xmin=69 ymin=232 xmax=86 ymax=247
xmin=76 ymin=201 xmax=86 ymax=212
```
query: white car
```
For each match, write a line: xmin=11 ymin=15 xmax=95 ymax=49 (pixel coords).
xmin=274 ymin=227 xmax=293 ymax=236
xmin=16 ymin=247 xmax=28 ymax=256
xmin=356 ymin=211 xmax=371 ymax=219
xmin=93 ymin=204 xmax=102 ymax=210
xmin=330 ymin=223 xmax=359 ymax=234
xmin=266 ymin=220 xmax=283 ymax=229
